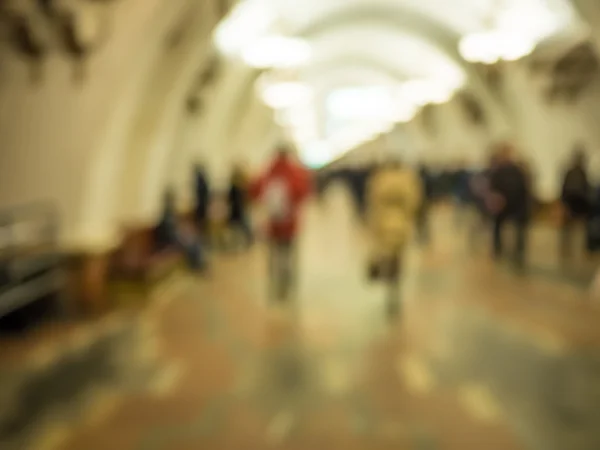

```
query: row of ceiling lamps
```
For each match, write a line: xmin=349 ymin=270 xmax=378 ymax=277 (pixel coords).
xmin=213 ymin=0 xmax=571 ymax=163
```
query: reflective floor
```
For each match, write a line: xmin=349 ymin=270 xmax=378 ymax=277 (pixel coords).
xmin=1 ymin=186 xmax=600 ymax=450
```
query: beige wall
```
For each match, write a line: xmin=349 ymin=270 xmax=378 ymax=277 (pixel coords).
xmin=0 ymin=0 xmax=257 ymax=251
xmin=501 ymin=63 xmax=600 ymax=200
xmin=3 ymin=0 xmax=600 ymax=254
xmin=0 ymin=0 xmax=205 ymax=249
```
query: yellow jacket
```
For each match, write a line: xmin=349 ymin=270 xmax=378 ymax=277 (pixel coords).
xmin=366 ymin=165 xmax=422 ymax=256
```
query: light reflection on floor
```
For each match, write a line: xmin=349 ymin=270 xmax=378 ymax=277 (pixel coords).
xmin=1 ymin=186 xmax=600 ymax=450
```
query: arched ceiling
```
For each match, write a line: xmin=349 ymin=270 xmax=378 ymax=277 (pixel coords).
xmin=304 ymin=24 xmax=466 ymax=85
xmin=269 ymin=0 xmax=485 ymax=38
xmin=301 ymin=59 xmax=409 ymax=86
xmin=218 ymin=0 xmax=581 ymax=85
xmin=216 ymin=0 xmax=583 ymax=166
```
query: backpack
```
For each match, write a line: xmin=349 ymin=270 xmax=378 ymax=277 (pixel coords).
xmin=264 ymin=178 xmax=291 ymax=222
xmin=563 ymin=168 xmax=588 ymax=199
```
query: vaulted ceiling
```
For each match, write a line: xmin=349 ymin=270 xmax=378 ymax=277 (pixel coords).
xmin=214 ymin=0 xmax=587 ymax=166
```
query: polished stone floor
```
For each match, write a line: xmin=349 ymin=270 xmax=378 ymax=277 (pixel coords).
xmin=1 ymin=187 xmax=600 ymax=450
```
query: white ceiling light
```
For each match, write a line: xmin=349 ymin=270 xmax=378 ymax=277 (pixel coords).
xmin=496 ymin=3 xmax=561 ymax=42
xmin=275 ymin=106 xmax=315 ymax=127
xmin=393 ymin=103 xmax=418 ymax=123
xmin=399 ymin=80 xmax=454 ymax=106
xmin=458 ymin=2 xmax=564 ymax=64
xmin=459 ymin=30 xmax=536 ymax=64
xmin=300 ymin=141 xmax=334 ymax=168
xmin=242 ymin=36 xmax=312 ymax=68
xmin=498 ymin=32 xmax=537 ymax=61
xmin=459 ymin=32 xmax=500 ymax=64
xmin=214 ymin=0 xmax=274 ymax=57
xmin=326 ymin=86 xmax=396 ymax=120
xmin=259 ymin=82 xmax=313 ymax=110
xmin=290 ymin=125 xmax=318 ymax=143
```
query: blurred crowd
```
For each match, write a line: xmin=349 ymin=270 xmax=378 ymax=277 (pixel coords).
xmin=155 ymin=140 xmax=597 ymax=308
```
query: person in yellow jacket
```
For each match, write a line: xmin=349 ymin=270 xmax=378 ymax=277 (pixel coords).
xmin=366 ymin=159 xmax=422 ymax=316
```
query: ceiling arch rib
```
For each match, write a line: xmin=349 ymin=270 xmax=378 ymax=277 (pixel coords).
xmin=229 ymin=58 xmax=410 ymax=135
xmin=294 ymin=3 xmax=464 ymax=67
xmin=287 ymin=1 xmax=513 ymax=133
xmin=300 ymin=54 xmax=411 ymax=85
xmin=301 ymin=24 xmax=466 ymax=87
xmin=227 ymin=62 xmax=403 ymax=140
xmin=215 ymin=0 xmax=512 ymax=155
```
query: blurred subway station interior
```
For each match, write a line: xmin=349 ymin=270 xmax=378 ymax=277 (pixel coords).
xmin=2 ymin=0 xmax=600 ymax=449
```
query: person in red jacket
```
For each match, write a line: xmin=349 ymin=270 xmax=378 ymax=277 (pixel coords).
xmin=250 ymin=145 xmax=311 ymax=301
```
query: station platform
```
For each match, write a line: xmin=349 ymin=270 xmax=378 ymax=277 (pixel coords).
xmin=1 ymin=187 xmax=599 ymax=450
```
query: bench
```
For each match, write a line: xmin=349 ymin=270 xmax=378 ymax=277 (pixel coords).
xmin=0 ymin=201 xmax=66 ymax=329
xmin=110 ymin=227 xmax=183 ymax=284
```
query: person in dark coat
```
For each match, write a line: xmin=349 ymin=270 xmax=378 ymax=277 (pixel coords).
xmin=559 ymin=146 xmax=591 ymax=259
xmin=487 ymin=143 xmax=531 ymax=269
xmin=155 ymin=189 xmax=206 ymax=272
xmin=193 ymin=164 xmax=210 ymax=236
xmin=227 ymin=165 xmax=253 ymax=249
xmin=416 ymin=164 xmax=434 ymax=245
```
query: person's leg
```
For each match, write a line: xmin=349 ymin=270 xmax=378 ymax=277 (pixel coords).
xmin=514 ymin=213 xmax=529 ymax=269
xmin=175 ymin=232 xmax=206 ymax=272
xmin=470 ymin=206 xmax=487 ymax=251
xmin=560 ymin=207 xmax=574 ymax=260
xmin=582 ymin=213 xmax=595 ymax=258
xmin=493 ymin=214 xmax=505 ymax=260
xmin=268 ymin=238 xmax=293 ymax=302
xmin=228 ymin=218 xmax=241 ymax=250
xmin=386 ymin=251 xmax=402 ymax=318
xmin=453 ymin=196 xmax=462 ymax=228
xmin=267 ymin=239 xmax=280 ymax=302
xmin=417 ymin=203 xmax=430 ymax=245
xmin=279 ymin=239 xmax=297 ymax=300
xmin=240 ymin=215 xmax=254 ymax=247
xmin=196 ymin=216 xmax=211 ymax=250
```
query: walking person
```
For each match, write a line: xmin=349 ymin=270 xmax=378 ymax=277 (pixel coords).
xmin=193 ymin=163 xmax=210 ymax=239
xmin=452 ymin=160 xmax=472 ymax=229
xmin=416 ymin=163 xmax=434 ymax=246
xmin=227 ymin=165 xmax=254 ymax=250
xmin=250 ymin=145 xmax=311 ymax=302
xmin=559 ymin=146 xmax=591 ymax=260
xmin=366 ymin=158 xmax=422 ymax=318
xmin=468 ymin=153 xmax=499 ymax=251
xmin=486 ymin=143 xmax=531 ymax=270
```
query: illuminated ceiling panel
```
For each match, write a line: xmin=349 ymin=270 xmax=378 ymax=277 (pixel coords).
xmin=264 ymin=0 xmax=579 ymax=38
xmin=303 ymin=25 xmax=466 ymax=85
xmin=215 ymin=0 xmax=583 ymax=161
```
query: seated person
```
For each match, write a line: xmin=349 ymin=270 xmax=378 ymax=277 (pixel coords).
xmin=155 ymin=190 xmax=206 ymax=272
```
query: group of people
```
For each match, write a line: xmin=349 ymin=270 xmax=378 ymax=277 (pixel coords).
xmin=155 ymin=139 xmax=596 ymax=315
xmin=362 ymin=141 xmax=598 ymax=315
xmin=419 ymin=142 xmax=595 ymax=267
xmin=155 ymin=145 xmax=312 ymax=300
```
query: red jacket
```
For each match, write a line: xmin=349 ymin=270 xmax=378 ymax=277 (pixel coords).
xmin=250 ymin=155 xmax=311 ymax=240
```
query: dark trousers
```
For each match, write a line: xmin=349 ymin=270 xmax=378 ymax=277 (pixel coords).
xmin=561 ymin=211 xmax=588 ymax=259
xmin=493 ymin=210 xmax=529 ymax=267
xmin=195 ymin=210 xmax=208 ymax=239
xmin=230 ymin=214 xmax=253 ymax=248
xmin=469 ymin=205 xmax=490 ymax=250
xmin=268 ymin=238 xmax=296 ymax=301
xmin=561 ymin=199 xmax=589 ymax=258
xmin=173 ymin=233 xmax=206 ymax=271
